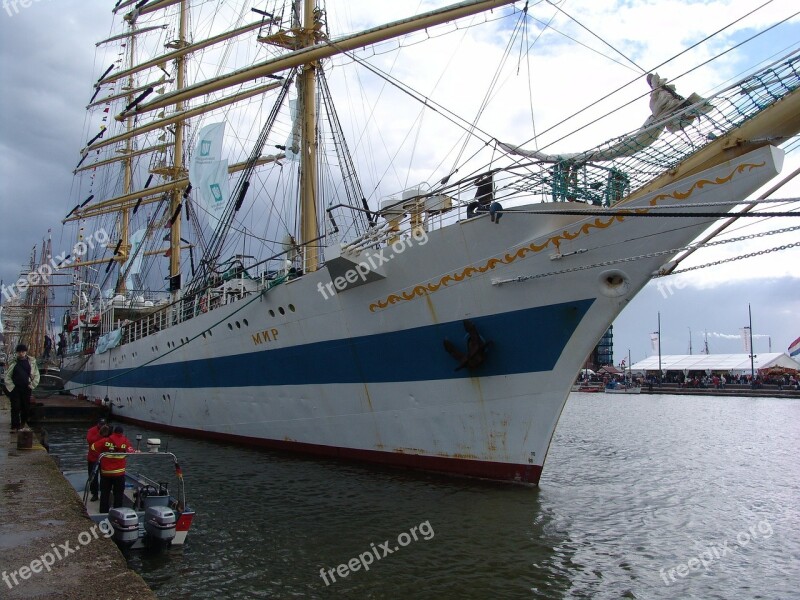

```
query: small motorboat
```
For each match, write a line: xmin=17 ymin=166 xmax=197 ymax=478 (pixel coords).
xmin=604 ymin=382 xmax=642 ymax=394
xmin=36 ymin=363 xmax=65 ymax=393
xmin=64 ymin=437 xmax=195 ymax=552
xmin=571 ymin=384 xmax=604 ymax=393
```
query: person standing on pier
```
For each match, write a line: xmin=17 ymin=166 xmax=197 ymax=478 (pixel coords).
xmin=86 ymin=419 xmax=109 ymax=502
xmin=91 ymin=425 xmax=136 ymax=513
xmin=4 ymin=344 xmax=40 ymax=432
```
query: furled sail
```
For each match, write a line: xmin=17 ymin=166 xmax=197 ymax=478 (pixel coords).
xmin=499 ymin=73 xmax=712 ymax=163
xmin=285 ymin=97 xmax=300 ymax=161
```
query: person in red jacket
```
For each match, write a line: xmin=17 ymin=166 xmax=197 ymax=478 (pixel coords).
xmin=86 ymin=419 xmax=109 ymax=501
xmin=91 ymin=425 xmax=136 ymax=513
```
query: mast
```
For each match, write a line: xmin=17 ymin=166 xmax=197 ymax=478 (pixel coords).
xmin=627 ymin=349 xmax=632 ymax=384
xmin=118 ymin=21 xmax=136 ymax=293
xmin=299 ymin=0 xmax=320 ymax=273
xmin=168 ymin=0 xmax=188 ymax=293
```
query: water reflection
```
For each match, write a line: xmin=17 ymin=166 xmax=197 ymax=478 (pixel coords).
xmin=48 ymin=425 xmax=567 ymax=599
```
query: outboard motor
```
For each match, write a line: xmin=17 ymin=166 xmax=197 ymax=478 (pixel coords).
xmin=144 ymin=505 xmax=176 ymax=549
xmin=108 ymin=507 xmax=139 ymax=547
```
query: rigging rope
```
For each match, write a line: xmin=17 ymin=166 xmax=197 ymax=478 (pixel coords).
xmin=544 ymin=0 xmax=646 ymax=74
xmin=507 ymin=0 xmax=785 ymax=154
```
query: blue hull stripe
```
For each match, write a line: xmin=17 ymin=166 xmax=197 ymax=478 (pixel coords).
xmin=71 ymin=299 xmax=594 ymax=388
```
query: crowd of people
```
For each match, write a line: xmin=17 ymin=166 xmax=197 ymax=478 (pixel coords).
xmin=646 ymin=371 xmax=799 ymax=390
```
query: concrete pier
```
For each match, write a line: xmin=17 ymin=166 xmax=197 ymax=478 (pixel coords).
xmin=0 ymin=396 xmax=156 ymax=600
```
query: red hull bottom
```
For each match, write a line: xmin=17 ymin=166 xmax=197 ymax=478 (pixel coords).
xmin=114 ymin=415 xmax=543 ymax=485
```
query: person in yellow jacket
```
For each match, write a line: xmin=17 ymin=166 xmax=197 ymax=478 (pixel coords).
xmin=4 ymin=344 xmax=40 ymax=432
xmin=91 ymin=425 xmax=136 ymax=513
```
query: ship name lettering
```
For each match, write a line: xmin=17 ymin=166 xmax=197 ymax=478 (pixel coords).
xmin=252 ymin=328 xmax=280 ymax=345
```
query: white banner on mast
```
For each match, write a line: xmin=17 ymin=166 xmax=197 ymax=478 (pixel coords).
xmin=650 ymin=332 xmax=660 ymax=353
xmin=125 ymin=227 xmax=147 ymax=291
xmin=190 ymin=122 xmax=230 ymax=233
xmin=741 ymin=327 xmax=752 ymax=353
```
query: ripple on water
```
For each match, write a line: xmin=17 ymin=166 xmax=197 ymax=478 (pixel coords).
xmin=45 ymin=394 xmax=800 ymax=599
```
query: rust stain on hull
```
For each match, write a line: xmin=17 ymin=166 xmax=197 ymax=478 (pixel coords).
xmin=435 ymin=451 xmax=480 ymax=460
xmin=393 ymin=447 xmax=427 ymax=455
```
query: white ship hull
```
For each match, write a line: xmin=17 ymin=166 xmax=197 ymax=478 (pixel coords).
xmin=64 ymin=147 xmax=782 ymax=483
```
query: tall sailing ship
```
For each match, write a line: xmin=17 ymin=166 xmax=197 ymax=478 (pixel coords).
xmin=59 ymin=0 xmax=800 ymax=483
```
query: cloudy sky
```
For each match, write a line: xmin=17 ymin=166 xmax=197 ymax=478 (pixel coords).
xmin=0 ymin=0 xmax=798 ymax=359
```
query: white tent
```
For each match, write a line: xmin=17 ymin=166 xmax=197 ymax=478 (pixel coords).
xmin=630 ymin=353 xmax=800 ymax=373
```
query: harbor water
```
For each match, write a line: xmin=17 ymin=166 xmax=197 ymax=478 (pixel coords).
xmin=47 ymin=393 xmax=800 ymax=599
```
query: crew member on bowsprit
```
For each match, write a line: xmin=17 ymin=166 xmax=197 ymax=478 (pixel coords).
xmin=91 ymin=425 xmax=136 ymax=513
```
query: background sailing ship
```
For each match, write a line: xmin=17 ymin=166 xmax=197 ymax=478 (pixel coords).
xmin=1 ymin=236 xmax=66 ymax=392
xmin=2 ymin=0 xmax=799 ymax=483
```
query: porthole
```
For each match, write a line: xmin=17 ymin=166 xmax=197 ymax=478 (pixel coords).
xmin=269 ymin=309 xmax=275 ymax=317
xmin=236 ymin=321 xmax=241 ymax=329
xmin=228 ymin=323 xmax=233 ymax=330
xmin=288 ymin=304 xmax=296 ymax=312
xmin=279 ymin=307 xmax=285 ymax=315
xmin=243 ymin=319 xmax=249 ymax=327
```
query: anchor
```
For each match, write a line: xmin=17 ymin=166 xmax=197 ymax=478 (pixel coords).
xmin=443 ymin=319 xmax=491 ymax=371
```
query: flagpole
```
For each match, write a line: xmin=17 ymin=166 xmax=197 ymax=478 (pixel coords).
xmin=748 ymin=303 xmax=755 ymax=381
xmin=658 ymin=312 xmax=662 ymax=381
